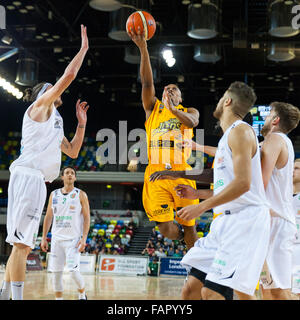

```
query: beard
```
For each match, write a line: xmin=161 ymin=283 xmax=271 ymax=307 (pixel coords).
xmin=213 ymin=104 xmax=223 ymax=120
xmin=260 ymin=123 xmax=271 ymax=137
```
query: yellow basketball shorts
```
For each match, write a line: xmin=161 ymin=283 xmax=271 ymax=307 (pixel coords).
xmin=142 ymin=165 xmax=199 ymax=227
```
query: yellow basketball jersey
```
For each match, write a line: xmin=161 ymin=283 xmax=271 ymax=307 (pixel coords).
xmin=145 ymin=99 xmax=194 ymax=166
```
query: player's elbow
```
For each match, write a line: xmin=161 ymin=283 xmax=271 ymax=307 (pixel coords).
xmin=239 ymin=179 xmax=251 ymax=194
xmin=64 ymin=71 xmax=76 ymax=82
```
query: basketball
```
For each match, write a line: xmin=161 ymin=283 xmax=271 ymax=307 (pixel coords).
xmin=126 ymin=11 xmax=156 ymax=40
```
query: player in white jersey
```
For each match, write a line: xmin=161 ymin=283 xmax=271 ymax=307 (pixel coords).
xmin=0 ymin=25 xmax=90 ymax=300
xmin=259 ymin=102 xmax=300 ymax=300
xmin=175 ymin=82 xmax=270 ymax=300
xmin=41 ymin=166 xmax=90 ymax=300
xmin=292 ymin=159 xmax=300 ymax=295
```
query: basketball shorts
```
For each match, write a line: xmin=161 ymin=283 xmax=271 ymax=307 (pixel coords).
xmin=181 ymin=205 xmax=271 ymax=295
xmin=142 ymin=164 xmax=199 ymax=227
xmin=6 ymin=166 xmax=47 ymax=249
xmin=292 ymin=243 xmax=300 ymax=294
xmin=260 ymin=216 xmax=297 ymax=290
xmin=47 ymin=236 xmax=81 ymax=272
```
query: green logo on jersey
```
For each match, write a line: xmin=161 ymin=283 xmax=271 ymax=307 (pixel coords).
xmin=214 ymin=179 xmax=224 ymax=190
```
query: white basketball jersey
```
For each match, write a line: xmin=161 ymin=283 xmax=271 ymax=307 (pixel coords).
xmin=213 ymin=120 xmax=269 ymax=213
xmin=293 ymin=194 xmax=300 ymax=243
xmin=10 ymin=104 xmax=64 ymax=183
xmin=51 ymin=188 xmax=83 ymax=240
xmin=265 ymin=133 xmax=296 ymax=225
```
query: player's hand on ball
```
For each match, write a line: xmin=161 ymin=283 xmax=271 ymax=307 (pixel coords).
xmin=174 ymin=184 xmax=200 ymax=199
xmin=127 ymin=26 xmax=146 ymax=49
xmin=177 ymin=204 xmax=203 ymax=221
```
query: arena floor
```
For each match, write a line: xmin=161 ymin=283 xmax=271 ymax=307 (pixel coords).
xmin=0 ymin=271 xmax=186 ymax=300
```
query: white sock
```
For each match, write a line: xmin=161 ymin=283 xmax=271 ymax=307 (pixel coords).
xmin=11 ymin=281 xmax=24 ymax=300
xmin=55 ymin=297 xmax=64 ymax=300
xmin=78 ymin=291 xmax=86 ymax=300
xmin=0 ymin=281 xmax=11 ymax=300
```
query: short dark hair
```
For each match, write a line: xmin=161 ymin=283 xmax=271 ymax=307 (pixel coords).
xmin=61 ymin=166 xmax=77 ymax=176
xmin=23 ymin=82 xmax=47 ymax=103
xmin=270 ymin=102 xmax=300 ymax=134
xmin=227 ymin=82 xmax=257 ymax=118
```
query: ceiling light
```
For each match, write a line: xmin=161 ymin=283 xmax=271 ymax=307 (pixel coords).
xmin=99 ymin=84 xmax=105 ymax=93
xmin=167 ymin=57 xmax=176 ymax=67
xmin=131 ymin=83 xmax=137 ymax=93
xmin=52 ymin=35 xmax=60 ymax=39
xmin=269 ymin=0 xmax=299 ymax=37
xmin=187 ymin=1 xmax=220 ymax=39
xmin=12 ymin=1 xmax=21 ymax=6
xmin=25 ymin=5 xmax=35 ymax=10
xmin=1 ymin=35 xmax=13 ymax=45
xmin=19 ymin=9 xmax=28 ymax=14
xmin=41 ymin=32 xmax=49 ymax=37
xmin=89 ymin=0 xmax=122 ymax=12
xmin=35 ymin=35 xmax=43 ymax=40
xmin=110 ymin=92 xmax=116 ymax=102
xmin=6 ymin=5 xmax=15 ymax=10
xmin=46 ymin=38 xmax=54 ymax=42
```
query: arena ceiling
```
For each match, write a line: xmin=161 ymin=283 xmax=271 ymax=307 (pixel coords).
xmin=0 ymin=0 xmax=300 ymax=134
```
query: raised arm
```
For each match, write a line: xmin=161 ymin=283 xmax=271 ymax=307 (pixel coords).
xmin=41 ymin=192 xmax=54 ymax=252
xmin=128 ymin=26 xmax=156 ymax=120
xmin=34 ymin=25 xmax=89 ymax=109
xmin=61 ymin=100 xmax=89 ymax=159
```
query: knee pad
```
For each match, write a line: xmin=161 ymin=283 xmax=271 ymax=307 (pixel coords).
xmin=69 ymin=270 xmax=85 ymax=290
xmin=52 ymin=271 xmax=63 ymax=293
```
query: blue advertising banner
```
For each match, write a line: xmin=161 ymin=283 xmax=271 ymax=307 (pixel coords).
xmin=159 ymin=257 xmax=187 ymax=276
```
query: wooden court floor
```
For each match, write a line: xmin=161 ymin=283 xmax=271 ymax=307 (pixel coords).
xmin=0 ymin=270 xmax=186 ymax=300
xmin=1 ymin=271 xmax=299 ymax=300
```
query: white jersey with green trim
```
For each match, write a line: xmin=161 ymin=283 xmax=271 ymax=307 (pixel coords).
xmin=293 ymin=193 xmax=300 ymax=244
xmin=213 ymin=120 xmax=269 ymax=214
xmin=51 ymin=187 xmax=83 ymax=240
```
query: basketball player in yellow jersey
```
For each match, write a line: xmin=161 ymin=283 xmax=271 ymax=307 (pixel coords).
xmin=128 ymin=26 xmax=200 ymax=249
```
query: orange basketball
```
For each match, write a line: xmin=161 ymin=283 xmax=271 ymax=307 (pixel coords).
xmin=126 ymin=11 xmax=156 ymax=40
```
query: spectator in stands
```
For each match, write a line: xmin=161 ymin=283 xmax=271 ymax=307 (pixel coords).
xmin=112 ymin=235 xmax=121 ymax=247
xmin=147 ymin=257 xmax=159 ymax=276
xmin=150 ymin=227 xmax=158 ymax=239
xmin=164 ymin=237 xmax=173 ymax=246
xmin=155 ymin=247 xmax=167 ymax=258
xmin=141 ymin=242 xmax=155 ymax=256
xmin=90 ymin=236 xmax=97 ymax=251
xmin=167 ymin=246 xmax=174 ymax=257
xmin=182 ymin=249 xmax=187 ymax=256
xmin=163 ymin=240 xmax=170 ymax=251
xmin=173 ymin=248 xmax=183 ymax=258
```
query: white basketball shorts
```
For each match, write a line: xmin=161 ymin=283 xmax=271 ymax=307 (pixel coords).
xmin=260 ymin=216 xmax=297 ymax=290
xmin=6 ymin=166 xmax=47 ymax=249
xmin=181 ymin=205 xmax=271 ymax=296
xmin=48 ymin=237 xmax=81 ymax=272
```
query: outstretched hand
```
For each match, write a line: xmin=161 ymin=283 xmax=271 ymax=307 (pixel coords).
xmin=76 ymin=99 xmax=89 ymax=126
xmin=127 ymin=25 xmax=147 ymax=49
xmin=81 ymin=24 xmax=89 ymax=51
